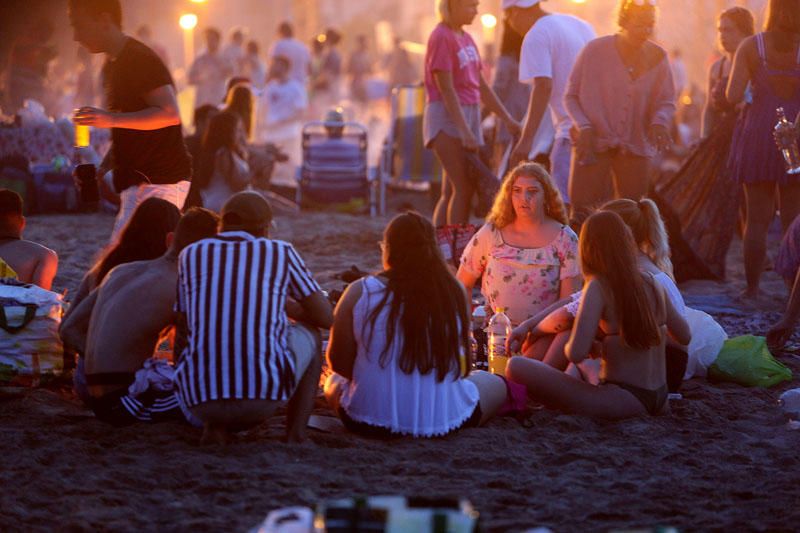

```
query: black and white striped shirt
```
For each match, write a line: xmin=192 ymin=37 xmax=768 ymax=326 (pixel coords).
xmin=175 ymin=231 xmax=321 ymax=406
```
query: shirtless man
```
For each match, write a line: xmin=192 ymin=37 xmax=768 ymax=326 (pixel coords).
xmin=60 ymin=208 xmax=218 ymax=425
xmin=0 ymin=189 xmax=58 ymax=289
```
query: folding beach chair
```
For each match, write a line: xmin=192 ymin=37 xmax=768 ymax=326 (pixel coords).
xmin=377 ymin=84 xmax=443 ymax=214
xmin=295 ymin=121 xmax=377 ymax=215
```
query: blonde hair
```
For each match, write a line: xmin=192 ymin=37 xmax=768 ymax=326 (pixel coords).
xmin=487 ymin=162 xmax=569 ymax=229
xmin=617 ymin=0 xmax=658 ymax=28
xmin=600 ymin=198 xmax=674 ymax=279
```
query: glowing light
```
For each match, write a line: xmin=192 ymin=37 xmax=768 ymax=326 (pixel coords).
xmin=179 ymin=13 xmax=198 ymax=31
xmin=571 ymin=0 xmax=588 ymax=3
xmin=189 ymin=0 xmax=206 ymax=3
xmin=316 ymin=33 xmax=327 ymax=44
xmin=480 ymin=14 xmax=497 ymax=29
xmin=681 ymin=94 xmax=693 ymax=105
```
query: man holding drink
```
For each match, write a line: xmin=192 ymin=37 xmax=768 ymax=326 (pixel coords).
xmin=69 ymin=0 xmax=192 ymax=242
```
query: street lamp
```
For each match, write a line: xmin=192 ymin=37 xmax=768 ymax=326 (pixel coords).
xmin=480 ymin=13 xmax=497 ymax=44
xmin=179 ymin=13 xmax=198 ymax=69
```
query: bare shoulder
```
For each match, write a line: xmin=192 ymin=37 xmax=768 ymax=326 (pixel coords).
xmin=736 ymin=35 xmax=758 ymax=57
xmin=338 ymin=277 xmax=365 ymax=309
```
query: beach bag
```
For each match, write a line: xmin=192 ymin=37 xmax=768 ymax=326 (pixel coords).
xmin=436 ymin=223 xmax=477 ymax=269
xmin=0 ymin=155 xmax=36 ymax=213
xmin=0 ymin=280 xmax=65 ymax=386
xmin=708 ymin=335 xmax=792 ymax=388
xmin=34 ymin=170 xmax=79 ymax=213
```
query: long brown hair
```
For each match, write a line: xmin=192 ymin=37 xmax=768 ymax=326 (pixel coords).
xmin=601 ymin=198 xmax=673 ymax=279
xmin=579 ymin=211 xmax=662 ymax=350
xmin=765 ymin=0 xmax=800 ymax=34
xmin=194 ymin=110 xmax=241 ymax=190
xmin=366 ymin=211 xmax=470 ymax=380
xmin=720 ymin=7 xmax=755 ymax=37
xmin=223 ymin=84 xmax=254 ymax=137
xmin=95 ymin=197 xmax=181 ymax=284
xmin=487 ymin=162 xmax=568 ymax=229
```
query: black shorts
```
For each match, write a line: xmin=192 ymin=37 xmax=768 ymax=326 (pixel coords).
xmin=338 ymin=404 xmax=482 ymax=440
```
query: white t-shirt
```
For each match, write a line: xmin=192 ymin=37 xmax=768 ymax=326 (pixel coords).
xmin=270 ymin=38 xmax=311 ymax=84
xmin=222 ymin=44 xmax=245 ymax=76
xmin=188 ymin=51 xmax=235 ymax=107
xmin=519 ymin=14 xmax=596 ymax=140
xmin=263 ymin=79 xmax=308 ymax=125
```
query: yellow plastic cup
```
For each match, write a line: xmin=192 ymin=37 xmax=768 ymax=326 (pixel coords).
xmin=75 ymin=124 xmax=90 ymax=147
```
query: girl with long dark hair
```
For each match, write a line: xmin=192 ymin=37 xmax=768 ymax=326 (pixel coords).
xmin=69 ymin=197 xmax=181 ymax=309
xmin=195 ymin=110 xmax=251 ymax=213
xmin=325 ymin=211 xmax=512 ymax=437
xmin=506 ymin=211 xmax=690 ymax=419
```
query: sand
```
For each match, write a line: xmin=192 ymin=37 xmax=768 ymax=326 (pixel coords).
xmin=2 ymin=199 xmax=800 ymax=532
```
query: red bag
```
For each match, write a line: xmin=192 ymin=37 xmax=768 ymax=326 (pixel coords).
xmin=436 ymin=223 xmax=477 ymax=269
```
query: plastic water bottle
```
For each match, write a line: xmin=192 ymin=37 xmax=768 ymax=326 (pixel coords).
xmin=487 ymin=307 xmax=511 ymax=376
xmin=775 ymin=107 xmax=800 ymax=175
xmin=470 ymin=306 xmax=488 ymax=371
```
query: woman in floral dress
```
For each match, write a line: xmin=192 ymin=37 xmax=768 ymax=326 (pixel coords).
xmin=457 ymin=162 xmax=581 ymax=333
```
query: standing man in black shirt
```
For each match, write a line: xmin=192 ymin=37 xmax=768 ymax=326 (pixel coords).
xmin=69 ymin=0 xmax=192 ymax=242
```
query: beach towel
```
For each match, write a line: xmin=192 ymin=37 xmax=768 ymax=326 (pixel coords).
xmin=0 ymin=280 xmax=65 ymax=386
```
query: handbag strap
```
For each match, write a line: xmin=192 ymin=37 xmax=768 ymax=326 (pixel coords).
xmin=0 ymin=303 xmax=38 ymax=334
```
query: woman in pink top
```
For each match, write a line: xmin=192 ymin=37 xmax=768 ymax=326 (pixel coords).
xmin=564 ymin=0 xmax=675 ymax=220
xmin=424 ymin=0 xmax=520 ymax=227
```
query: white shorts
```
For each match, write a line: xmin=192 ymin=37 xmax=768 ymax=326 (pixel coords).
xmin=110 ymin=180 xmax=190 ymax=243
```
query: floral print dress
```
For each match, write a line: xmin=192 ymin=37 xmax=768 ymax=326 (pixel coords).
xmin=460 ymin=223 xmax=580 ymax=326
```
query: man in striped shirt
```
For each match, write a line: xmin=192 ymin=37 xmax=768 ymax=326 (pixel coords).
xmin=175 ymin=191 xmax=333 ymax=444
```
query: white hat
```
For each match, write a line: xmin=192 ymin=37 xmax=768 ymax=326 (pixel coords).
xmin=502 ymin=0 xmax=542 ymax=9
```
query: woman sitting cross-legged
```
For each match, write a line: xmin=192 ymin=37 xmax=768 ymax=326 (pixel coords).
xmin=506 ymin=211 xmax=691 ymax=419
xmin=324 ymin=211 xmax=514 ymax=438
xmin=457 ymin=162 xmax=581 ymax=330
xmin=508 ymin=198 xmax=725 ymax=388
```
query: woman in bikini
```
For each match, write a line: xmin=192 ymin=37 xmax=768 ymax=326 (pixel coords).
xmin=564 ymin=0 xmax=674 ymax=220
xmin=727 ymin=0 xmax=800 ymax=300
xmin=506 ymin=210 xmax=691 ymax=419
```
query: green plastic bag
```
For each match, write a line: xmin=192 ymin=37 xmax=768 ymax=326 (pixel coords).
xmin=708 ymin=335 xmax=792 ymax=388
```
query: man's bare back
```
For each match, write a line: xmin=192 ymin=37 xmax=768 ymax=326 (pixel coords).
xmin=0 ymin=240 xmax=58 ymax=290
xmin=84 ymin=256 xmax=178 ymax=377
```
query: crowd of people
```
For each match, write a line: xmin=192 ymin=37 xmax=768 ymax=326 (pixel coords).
xmin=0 ymin=0 xmax=800 ymax=443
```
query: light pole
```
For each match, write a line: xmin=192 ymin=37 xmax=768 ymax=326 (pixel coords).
xmin=480 ymin=13 xmax=497 ymax=45
xmin=179 ymin=13 xmax=198 ymax=70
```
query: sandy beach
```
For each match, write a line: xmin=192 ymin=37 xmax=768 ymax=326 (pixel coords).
xmin=2 ymin=201 xmax=800 ymax=532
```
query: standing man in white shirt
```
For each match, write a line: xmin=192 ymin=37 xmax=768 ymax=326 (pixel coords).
xmin=506 ymin=0 xmax=595 ymax=204
xmin=222 ymin=28 xmax=246 ymax=77
xmin=188 ymin=27 xmax=234 ymax=107
xmin=269 ymin=22 xmax=311 ymax=86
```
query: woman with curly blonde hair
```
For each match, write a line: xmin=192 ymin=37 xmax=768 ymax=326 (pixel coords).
xmin=457 ymin=162 xmax=581 ymax=327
